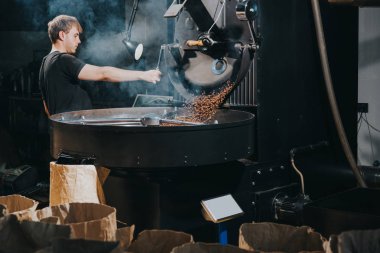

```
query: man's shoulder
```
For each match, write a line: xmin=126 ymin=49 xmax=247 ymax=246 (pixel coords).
xmin=46 ymin=52 xmax=85 ymax=68
xmin=45 ymin=51 xmax=77 ymax=61
xmin=59 ymin=53 xmax=85 ymax=65
xmin=44 ymin=51 xmax=64 ymax=64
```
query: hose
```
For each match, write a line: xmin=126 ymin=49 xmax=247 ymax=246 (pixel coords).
xmin=289 ymin=141 xmax=329 ymax=195
xmin=310 ymin=0 xmax=367 ymax=187
xmin=291 ymin=158 xmax=305 ymax=195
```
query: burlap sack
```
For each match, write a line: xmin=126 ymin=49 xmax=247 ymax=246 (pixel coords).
xmin=0 ymin=194 xmax=38 ymax=220
xmin=0 ymin=204 xmax=7 ymax=217
xmin=324 ymin=228 xmax=380 ymax=253
xmin=35 ymin=238 xmax=122 ymax=253
xmin=0 ymin=215 xmax=36 ymax=253
xmin=239 ymin=222 xmax=326 ymax=253
xmin=0 ymin=215 xmax=70 ymax=253
xmin=127 ymin=229 xmax=194 ymax=253
xmin=30 ymin=223 xmax=135 ymax=253
xmin=20 ymin=219 xmax=71 ymax=249
xmin=171 ymin=242 xmax=253 ymax=253
xmin=0 ymin=213 xmax=134 ymax=253
xmin=31 ymin=202 xmax=117 ymax=241
xmin=49 ymin=162 xmax=109 ymax=205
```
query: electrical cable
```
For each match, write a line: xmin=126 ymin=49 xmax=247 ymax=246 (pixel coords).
xmin=357 ymin=113 xmax=366 ymax=166
xmin=357 ymin=112 xmax=363 ymax=134
xmin=207 ymin=0 xmax=226 ymax=34
xmin=357 ymin=112 xmax=363 ymax=123
xmin=362 ymin=114 xmax=380 ymax=133
xmin=357 ymin=145 xmax=363 ymax=165
xmin=357 ymin=117 xmax=363 ymax=134
xmin=213 ymin=0 xmax=221 ymax=20
xmin=364 ymin=113 xmax=375 ymax=163
xmin=357 ymin=112 xmax=368 ymax=165
xmin=311 ymin=0 xmax=367 ymax=187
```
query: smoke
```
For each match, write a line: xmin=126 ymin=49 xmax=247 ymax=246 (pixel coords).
xmin=14 ymin=0 xmax=46 ymax=30
xmin=48 ymin=1 xmax=96 ymax=32
xmin=15 ymin=0 xmax=174 ymax=106
xmin=38 ymin=0 xmax=125 ymax=64
xmin=131 ymin=0 xmax=168 ymax=62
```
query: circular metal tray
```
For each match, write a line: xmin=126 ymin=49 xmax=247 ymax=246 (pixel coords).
xmin=50 ymin=107 xmax=255 ymax=168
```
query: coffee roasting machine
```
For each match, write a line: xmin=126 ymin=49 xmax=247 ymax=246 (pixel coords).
xmin=49 ymin=0 xmax=380 ymax=243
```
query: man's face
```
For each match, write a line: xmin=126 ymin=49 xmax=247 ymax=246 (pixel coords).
xmin=63 ymin=26 xmax=81 ymax=54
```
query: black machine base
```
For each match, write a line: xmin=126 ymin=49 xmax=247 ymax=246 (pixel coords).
xmin=103 ymin=159 xmax=297 ymax=243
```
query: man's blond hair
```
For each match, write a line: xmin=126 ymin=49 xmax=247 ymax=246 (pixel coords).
xmin=48 ymin=15 xmax=83 ymax=43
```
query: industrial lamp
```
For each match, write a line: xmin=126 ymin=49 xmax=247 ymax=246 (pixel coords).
xmin=123 ymin=0 xmax=143 ymax=61
xmin=123 ymin=39 xmax=143 ymax=61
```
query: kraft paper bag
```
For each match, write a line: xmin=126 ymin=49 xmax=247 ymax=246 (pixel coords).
xmin=96 ymin=166 xmax=110 ymax=204
xmin=116 ymin=223 xmax=135 ymax=250
xmin=171 ymin=242 xmax=253 ymax=253
xmin=50 ymin=162 xmax=109 ymax=206
xmin=31 ymin=202 xmax=117 ymax=241
xmin=127 ymin=229 xmax=193 ymax=253
xmin=0 ymin=194 xmax=38 ymax=220
xmin=239 ymin=222 xmax=326 ymax=253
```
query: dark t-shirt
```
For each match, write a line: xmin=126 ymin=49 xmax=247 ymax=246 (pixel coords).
xmin=39 ymin=51 xmax=92 ymax=115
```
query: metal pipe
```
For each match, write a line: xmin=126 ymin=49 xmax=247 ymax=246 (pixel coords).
xmin=310 ymin=0 xmax=367 ymax=187
xmin=126 ymin=0 xmax=140 ymax=40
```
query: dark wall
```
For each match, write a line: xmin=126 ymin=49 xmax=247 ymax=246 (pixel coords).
xmin=255 ymin=0 xmax=358 ymax=163
xmin=0 ymin=0 xmax=47 ymax=31
xmin=253 ymin=0 xmax=358 ymax=197
xmin=0 ymin=0 xmax=126 ymax=32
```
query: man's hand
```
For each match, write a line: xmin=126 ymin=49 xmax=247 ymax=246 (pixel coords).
xmin=141 ymin=69 xmax=161 ymax=84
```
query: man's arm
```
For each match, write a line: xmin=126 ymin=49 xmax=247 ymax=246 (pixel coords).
xmin=78 ymin=64 xmax=161 ymax=84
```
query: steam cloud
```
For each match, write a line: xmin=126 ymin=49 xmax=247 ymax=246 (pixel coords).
xmin=16 ymin=0 xmax=174 ymax=107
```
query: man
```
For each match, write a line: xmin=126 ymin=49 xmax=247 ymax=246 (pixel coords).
xmin=39 ymin=15 xmax=161 ymax=116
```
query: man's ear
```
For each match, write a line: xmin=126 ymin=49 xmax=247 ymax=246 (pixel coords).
xmin=58 ymin=31 xmax=65 ymax=41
